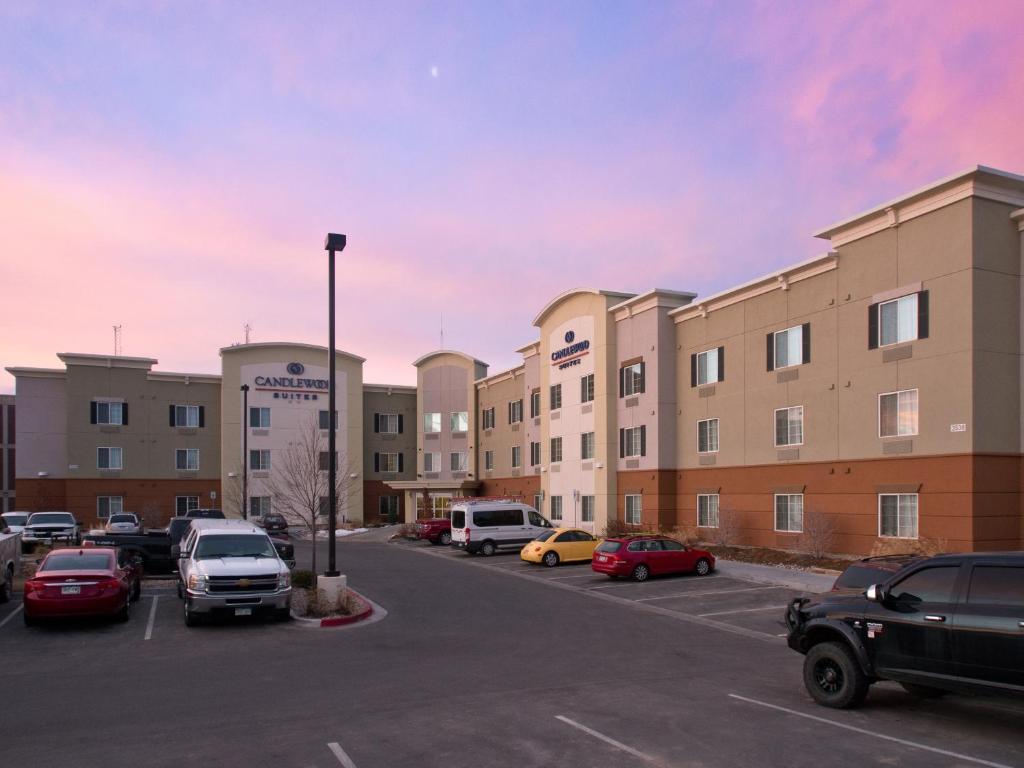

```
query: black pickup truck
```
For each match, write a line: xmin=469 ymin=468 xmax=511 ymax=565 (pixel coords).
xmin=786 ymin=551 xmax=1023 ymax=708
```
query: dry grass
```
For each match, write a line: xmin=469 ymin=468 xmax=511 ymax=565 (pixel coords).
xmin=292 ymin=587 xmax=367 ymax=619
xmin=868 ymin=536 xmax=950 ymax=558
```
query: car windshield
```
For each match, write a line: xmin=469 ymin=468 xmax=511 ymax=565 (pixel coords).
xmin=41 ymin=553 xmax=112 ymax=571
xmin=596 ymin=541 xmax=622 ymax=553
xmin=534 ymin=531 xmax=556 ymax=542
xmin=194 ymin=534 xmax=276 ymax=559
xmin=28 ymin=513 xmax=74 ymax=525
xmin=3 ymin=514 xmax=28 ymax=526
xmin=109 ymin=514 xmax=136 ymax=524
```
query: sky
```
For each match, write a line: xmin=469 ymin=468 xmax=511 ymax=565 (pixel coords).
xmin=2 ymin=0 xmax=1023 ymax=393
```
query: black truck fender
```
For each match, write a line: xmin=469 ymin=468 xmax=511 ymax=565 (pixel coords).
xmin=795 ymin=618 xmax=874 ymax=677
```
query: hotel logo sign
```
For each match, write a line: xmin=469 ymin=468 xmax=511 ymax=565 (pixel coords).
xmin=551 ymin=330 xmax=590 ymax=370
xmin=254 ymin=363 xmax=329 ymax=400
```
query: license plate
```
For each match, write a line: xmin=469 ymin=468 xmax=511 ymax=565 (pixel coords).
xmin=61 ymin=585 xmax=81 ymax=595
xmin=234 ymin=607 xmax=253 ymax=616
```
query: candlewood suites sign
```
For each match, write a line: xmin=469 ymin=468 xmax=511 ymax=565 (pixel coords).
xmin=551 ymin=330 xmax=590 ymax=370
xmin=253 ymin=363 xmax=329 ymax=399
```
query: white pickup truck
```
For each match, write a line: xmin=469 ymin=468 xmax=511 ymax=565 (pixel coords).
xmin=0 ymin=527 xmax=20 ymax=603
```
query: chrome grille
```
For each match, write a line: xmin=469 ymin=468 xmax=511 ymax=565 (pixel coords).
xmin=206 ymin=575 xmax=278 ymax=594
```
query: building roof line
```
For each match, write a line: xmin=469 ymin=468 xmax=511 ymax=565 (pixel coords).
xmin=607 ymin=288 xmax=697 ymax=314
xmin=532 ymin=288 xmax=636 ymax=327
xmin=412 ymin=349 xmax=488 ymax=368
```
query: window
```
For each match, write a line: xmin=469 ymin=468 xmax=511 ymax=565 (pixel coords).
xmin=175 ymin=448 xmax=199 ymax=471
xmin=375 ymin=452 xmax=398 ymax=473
xmin=482 ymin=407 xmax=495 ymax=430
xmin=890 ymin=566 xmax=959 ymax=604
xmin=375 ymin=413 xmax=400 ymax=434
xmin=550 ymin=437 xmax=563 ymax=463
xmin=550 ymin=384 xmax=562 ymax=411
xmin=551 ymin=495 xmax=563 ymax=521
xmin=249 ymin=407 xmax=270 ymax=429
xmin=774 ymin=406 xmax=804 ymax=447
xmin=379 ymin=496 xmax=399 ymax=521
xmin=530 ymin=390 xmax=541 ymax=418
xmin=697 ymin=418 xmax=719 ymax=454
xmin=170 ymin=404 xmax=201 ymax=428
xmin=580 ymin=373 xmax=595 ymax=403
xmin=175 ymin=496 xmax=199 ymax=515
xmin=967 ymin=567 xmax=1024 ymax=606
xmin=319 ymin=410 xmax=338 ymax=430
xmin=509 ymin=400 xmax=523 ymax=424
xmin=581 ymin=495 xmax=595 ymax=523
xmin=97 ymin=496 xmax=123 ymax=520
xmin=533 ymin=494 xmax=543 ymax=514
xmin=424 ymin=452 xmax=441 ymax=472
xmin=249 ymin=449 xmax=270 ymax=471
xmin=93 ymin=401 xmax=124 ymax=425
xmin=768 ymin=324 xmax=810 ymax=371
xmin=871 ymin=291 xmax=928 ymax=349
xmin=625 ymin=494 xmax=642 ymax=525
xmin=581 ymin=431 xmax=595 ymax=460
xmin=530 ymin=441 xmax=541 ymax=466
xmin=621 ymin=362 xmax=645 ymax=396
xmin=693 ymin=348 xmax=723 ymax=386
xmin=249 ymin=497 xmax=271 ymax=518
xmin=879 ymin=493 xmax=918 ymax=539
xmin=775 ymin=494 xmax=804 ymax=532
xmin=318 ymin=497 xmax=330 ymax=518
xmin=697 ymin=494 xmax=719 ymax=528
xmin=511 ymin=445 xmax=522 ymax=469
xmin=450 ymin=411 xmax=469 ymax=433
xmin=879 ymin=389 xmax=918 ymax=438
xmin=450 ymin=452 xmax=467 ymax=472
xmin=423 ymin=412 xmax=441 ymax=433
xmin=484 ymin=450 xmax=494 ymax=471
xmin=97 ymin=447 xmax=123 ymax=470
xmin=620 ymin=426 xmax=646 ymax=458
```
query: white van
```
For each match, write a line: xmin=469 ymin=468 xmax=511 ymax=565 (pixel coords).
xmin=450 ymin=501 xmax=552 ymax=556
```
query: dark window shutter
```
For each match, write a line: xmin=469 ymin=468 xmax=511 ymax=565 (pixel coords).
xmin=169 ymin=404 xmax=176 ymax=427
xmin=398 ymin=452 xmax=404 ymax=473
xmin=619 ymin=366 xmax=625 ymax=398
xmin=868 ymin=303 xmax=879 ymax=349
xmin=717 ymin=346 xmax=725 ymax=381
xmin=640 ymin=425 xmax=647 ymax=457
xmin=373 ymin=413 xmax=379 ymax=433
xmin=508 ymin=402 xmax=513 ymax=423
xmin=374 ymin=452 xmax=380 ymax=473
xmin=639 ymin=362 xmax=646 ymax=393
xmin=90 ymin=401 xmax=97 ymax=424
xmin=122 ymin=402 xmax=128 ymax=425
xmin=197 ymin=405 xmax=204 ymax=428
xmin=801 ymin=323 xmax=811 ymax=364
xmin=619 ymin=428 xmax=625 ymax=459
xmin=917 ymin=290 xmax=929 ymax=339
xmin=766 ymin=333 xmax=775 ymax=372
xmin=398 ymin=414 xmax=404 ymax=433
xmin=690 ymin=354 xmax=697 ymax=387
xmin=580 ymin=376 xmax=586 ymax=402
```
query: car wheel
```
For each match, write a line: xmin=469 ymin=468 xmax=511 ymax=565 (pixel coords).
xmin=803 ymin=641 xmax=869 ymax=709
xmin=900 ymin=682 xmax=948 ymax=699
xmin=480 ymin=541 xmax=497 ymax=557
xmin=184 ymin=601 xmax=201 ymax=627
xmin=131 ymin=579 xmax=141 ymax=602
xmin=439 ymin=531 xmax=452 ymax=546
xmin=0 ymin=566 xmax=12 ymax=603
xmin=694 ymin=558 xmax=712 ymax=576
xmin=543 ymin=551 xmax=560 ymax=568
xmin=116 ymin=595 xmax=131 ymax=623
xmin=632 ymin=563 xmax=650 ymax=582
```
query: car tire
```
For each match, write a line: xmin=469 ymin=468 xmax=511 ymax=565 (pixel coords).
xmin=184 ymin=601 xmax=201 ymax=627
xmin=0 ymin=566 xmax=12 ymax=603
xmin=439 ymin=531 xmax=452 ymax=546
xmin=480 ymin=541 xmax=497 ymax=557
xmin=803 ymin=641 xmax=869 ymax=709
xmin=116 ymin=595 xmax=131 ymax=623
xmin=176 ymin=580 xmax=183 ymax=599
xmin=543 ymin=551 xmax=560 ymax=568
xmin=632 ymin=563 xmax=650 ymax=582
xmin=695 ymin=558 xmax=712 ymax=576
xmin=900 ymin=682 xmax=949 ymax=699
xmin=131 ymin=579 xmax=141 ymax=602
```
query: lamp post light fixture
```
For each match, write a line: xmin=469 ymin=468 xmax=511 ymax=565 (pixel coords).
xmin=324 ymin=232 xmax=346 ymax=578
xmin=240 ymin=384 xmax=249 ymax=520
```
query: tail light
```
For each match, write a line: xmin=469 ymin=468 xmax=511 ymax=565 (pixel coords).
xmin=101 ymin=578 xmax=121 ymax=591
xmin=465 ymin=528 xmax=471 ymax=542
xmin=24 ymin=580 xmax=44 ymax=594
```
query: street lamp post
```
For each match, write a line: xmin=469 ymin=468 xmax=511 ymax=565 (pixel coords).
xmin=241 ymin=384 xmax=249 ymax=520
xmin=324 ymin=233 xmax=346 ymax=577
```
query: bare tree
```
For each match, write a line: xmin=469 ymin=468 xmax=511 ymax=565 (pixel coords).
xmin=710 ymin=506 xmax=741 ymax=547
xmin=263 ymin=414 xmax=360 ymax=575
xmin=800 ymin=508 xmax=837 ymax=560
xmin=220 ymin=464 xmax=245 ymax=519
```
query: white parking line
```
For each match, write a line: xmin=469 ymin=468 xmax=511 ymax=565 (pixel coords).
xmin=699 ymin=605 xmax=787 ymax=617
xmin=635 ymin=586 xmax=778 ymax=602
xmin=0 ymin=605 xmax=23 ymax=629
xmin=544 ymin=573 xmax=601 ymax=581
xmin=144 ymin=596 xmax=158 ymax=640
xmin=327 ymin=741 xmax=359 ymax=768
xmin=586 ymin=576 xmax=729 ymax=591
xmin=728 ymin=694 xmax=1014 ymax=768
xmin=555 ymin=715 xmax=656 ymax=762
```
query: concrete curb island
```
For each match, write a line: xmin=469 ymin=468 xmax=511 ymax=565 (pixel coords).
xmin=289 ymin=588 xmax=387 ymax=629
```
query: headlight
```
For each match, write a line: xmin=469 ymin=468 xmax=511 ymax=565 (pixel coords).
xmin=187 ymin=573 xmax=208 ymax=591
xmin=277 ymin=571 xmax=291 ymax=589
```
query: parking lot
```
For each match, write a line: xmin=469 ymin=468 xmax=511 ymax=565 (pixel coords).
xmin=1 ymin=535 xmax=1023 ymax=768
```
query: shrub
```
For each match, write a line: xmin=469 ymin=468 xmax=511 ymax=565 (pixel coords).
xmin=291 ymin=569 xmax=315 ymax=589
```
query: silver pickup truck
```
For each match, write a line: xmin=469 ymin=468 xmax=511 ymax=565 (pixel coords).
xmin=0 ymin=528 xmax=20 ymax=603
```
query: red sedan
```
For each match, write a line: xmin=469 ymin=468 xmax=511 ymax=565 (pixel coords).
xmin=23 ymin=547 xmax=140 ymax=626
xmin=591 ymin=535 xmax=715 ymax=582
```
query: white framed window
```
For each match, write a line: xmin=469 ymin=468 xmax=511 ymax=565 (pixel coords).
xmin=580 ymin=373 xmax=595 ymax=403
xmin=249 ymin=449 xmax=270 ymax=471
xmin=97 ymin=496 xmax=123 ymax=520
xmin=625 ymin=494 xmax=642 ymax=525
xmin=450 ymin=411 xmax=469 ymax=433
xmin=534 ymin=493 xmax=543 ymax=514
xmin=774 ymin=325 xmax=804 ymax=369
xmin=550 ymin=384 xmax=562 ymax=411
xmin=550 ymin=437 xmax=563 ymax=463
xmin=697 ymin=494 xmax=719 ymax=528
xmin=319 ymin=410 xmax=338 ymax=430
xmin=482 ymin=407 xmax=495 ymax=430
xmin=249 ymin=407 xmax=271 ymax=428
xmin=551 ymin=495 xmax=563 ymax=521
xmin=774 ymin=494 xmax=804 ymax=533
xmin=697 ymin=418 xmax=719 ymax=454
xmin=175 ymin=448 xmax=199 ymax=471
xmin=696 ymin=349 xmax=721 ymax=386
xmin=581 ymin=495 xmax=595 ymax=523
xmin=622 ymin=362 xmax=644 ymax=396
xmin=424 ymin=412 xmax=441 ymax=433
xmin=484 ymin=450 xmax=494 ymax=471
xmin=581 ymin=431 xmax=595 ymax=460
xmin=879 ymin=389 xmax=918 ymax=438
xmin=879 ymin=493 xmax=918 ymax=539
xmin=879 ymin=293 xmax=918 ymax=347
xmin=530 ymin=390 xmax=541 ymax=418
xmin=622 ymin=426 xmax=645 ymax=458
xmin=175 ymin=496 xmax=199 ymax=515
xmin=377 ymin=413 xmax=399 ymax=434
xmin=95 ymin=401 xmax=124 ymax=425
xmin=250 ymin=496 xmax=272 ymax=518
xmin=529 ymin=441 xmax=540 ymax=466
xmin=511 ymin=445 xmax=522 ymax=469
xmin=424 ymin=452 xmax=441 ymax=472
xmin=378 ymin=452 xmax=399 ymax=473
xmin=774 ymin=406 xmax=804 ymax=447
xmin=97 ymin=446 xmax=123 ymax=470
xmin=509 ymin=400 xmax=523 ymax=424
xmin=174 ymin=404 xmax=200 ymax=428
xmin=450 ymin=452 xmax=468 ymax=472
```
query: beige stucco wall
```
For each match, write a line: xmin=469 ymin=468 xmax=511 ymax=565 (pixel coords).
xmin=12 ymin=374 xmax=68 ymax=479
xmin=415 ymin=352 xmax=486 ymax=483
xmin=362 ymin=387 xmax=417 ymax=482
xmin=477 ymin=369 xmax=525 ymax=480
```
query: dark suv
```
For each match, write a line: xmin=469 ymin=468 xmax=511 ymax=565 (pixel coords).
xmin=787 ymin=552 xmax=1023 ymax=708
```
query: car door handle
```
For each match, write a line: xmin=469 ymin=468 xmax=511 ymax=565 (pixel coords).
xmin=924 ymin=615 xmax=946 ymax=623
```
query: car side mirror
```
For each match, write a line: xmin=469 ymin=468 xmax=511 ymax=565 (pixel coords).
xmin=866 ymin=584 xmax=887 ymax=603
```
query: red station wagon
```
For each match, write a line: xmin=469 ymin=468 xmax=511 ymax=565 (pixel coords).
xmin=591 ymin=535 xmax=716 ymax=582
xmin=23 ymin=547 xmax=141 ymax=626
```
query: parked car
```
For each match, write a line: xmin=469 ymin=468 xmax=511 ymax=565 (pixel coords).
xmin=831 ymin=554 xmax=924 ymax=592
xmin=177 ymin=508 xmax=226 ymax=519
xmin=450 ymin=501 xmax=552 ymax=556
xmin=591 ymin=535 xmax=715 ymax=582
xmin=0 ymin=525 xmax=20 ymax=603
xmin=22 ymin=546 xmax=140 ymax=626
xmin=22 ymin=512 xmax=81 ymax=548
xmin=104 ymin=513 xmax=141 ymax=535
xmin=415 ymin=517 xmax=452 ymax=546
xmin=786 ymin=551 xmax=1024 ymax=709
xmin=521 ymin=528 xmax=600 ymax=567
xmin=1 ymin=511 xmax=29 ymax=534
xmin=256 ymin=513 xmax=289 ymax=535
xmin=176 ymin=520 xmax=292 ymax=626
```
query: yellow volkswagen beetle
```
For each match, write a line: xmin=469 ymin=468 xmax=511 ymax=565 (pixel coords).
xmin=520 ymin=528 xmax=600 ymax=567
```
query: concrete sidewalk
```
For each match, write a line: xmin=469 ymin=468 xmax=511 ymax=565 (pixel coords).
xmin=715 ymin=558 xmax=837 ymax=593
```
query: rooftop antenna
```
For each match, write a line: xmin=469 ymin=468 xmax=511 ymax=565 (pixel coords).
xmin=113 ymin=325 xmax=122 ymax=356
xmin=244 ymin=323 xmax=252 ymax=344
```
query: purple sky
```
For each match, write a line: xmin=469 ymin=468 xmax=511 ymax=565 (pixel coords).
xmin=2 ymin=1 xmax=1023 ymax=392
